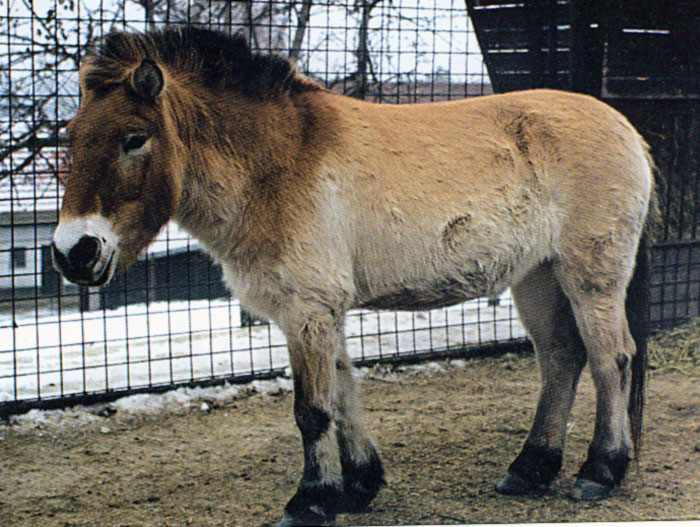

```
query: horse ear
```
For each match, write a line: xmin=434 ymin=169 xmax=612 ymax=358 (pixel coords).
xmin=130 ymin=59 xmax=164 ymax=98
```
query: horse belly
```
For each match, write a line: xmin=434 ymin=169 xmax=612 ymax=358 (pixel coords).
xmin=355 ymin=243 xmax=517 ymax=311
xmin=359 ymin=278 xmax=496 ymax=311
xmin=352 ymin=207 xmax=549 ymax=312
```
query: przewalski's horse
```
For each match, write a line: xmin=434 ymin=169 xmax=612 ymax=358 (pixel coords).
xmin=52 ymin=27 xmax=655 ymax=526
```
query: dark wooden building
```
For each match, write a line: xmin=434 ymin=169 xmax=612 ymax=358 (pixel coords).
xmin=467 ymin=0 xmax=700 ymax=97
xmin=466 ymin=0 xmax=700 ymax=328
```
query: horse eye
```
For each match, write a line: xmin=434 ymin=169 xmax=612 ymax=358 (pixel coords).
xmin=123 ymin=134 xmax=148 ymax=153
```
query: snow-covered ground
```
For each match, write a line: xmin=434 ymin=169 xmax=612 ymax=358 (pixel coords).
xmin=0 ymin=291 xmax=525 ymax=403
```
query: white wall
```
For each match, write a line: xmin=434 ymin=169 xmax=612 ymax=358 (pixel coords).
xmin=0 ymin=223 xmax=55 ymax=291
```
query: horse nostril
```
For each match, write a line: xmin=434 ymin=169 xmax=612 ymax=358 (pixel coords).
xmin=68 ymin=235 xmax=102 ymax=271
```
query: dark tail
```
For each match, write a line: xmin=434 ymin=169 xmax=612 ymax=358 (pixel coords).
xmin=625 ymin=229 xmax=649 ymax=465
xmin=625 ymin=144 xmax=657 ymax=465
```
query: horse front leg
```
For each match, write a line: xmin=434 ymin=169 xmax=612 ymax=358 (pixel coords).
xmin=278 ymin=311 xmax=346 ymax=527
xmin=334 ymin=347 xmax=385 ymax=511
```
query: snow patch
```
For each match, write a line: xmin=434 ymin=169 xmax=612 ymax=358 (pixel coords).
xmin=8 ymin=407 xmax=100 ymax=434
xmin=1 ymin=361 xmax=477 ymax=435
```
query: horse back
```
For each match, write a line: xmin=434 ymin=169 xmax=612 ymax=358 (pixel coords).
xmin=304 ymin=89 xmax=653 ymax=311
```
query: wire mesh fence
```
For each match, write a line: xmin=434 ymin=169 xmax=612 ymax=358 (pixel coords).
xmin=1 ymin=0 xmax=530 ymax=415
xmin=1 ymin=0 xmax=698 ymax=416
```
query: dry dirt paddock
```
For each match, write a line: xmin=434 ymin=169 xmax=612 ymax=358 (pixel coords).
xmin=1 ymin=352 xmax=699 ymax=527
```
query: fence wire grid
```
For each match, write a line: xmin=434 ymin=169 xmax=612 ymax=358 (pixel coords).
xmin=1 ymin=0 xmax=526 ymax=415
xmin=2 ymin=0 xmax=698 ymax=416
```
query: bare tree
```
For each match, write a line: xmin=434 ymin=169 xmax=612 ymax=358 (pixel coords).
xmin=0 ymin=0 xmax=125 ymax=183
xmin=324 ymin=0 xmax=440 ymax=101
xmin=0 ymin=0 xmax=294 ymax=186
xmin=352 ymin=0 xmax=383 ymax=97
xmin=137 ymin=0 xmax=163 ymax=30
xmin=1 ymin=0 xmax=436 ymax=188
xmin=140 ymin=0 xmax=290 ymax=52
xmin=289 ymin=0 xmax=313 ymax=61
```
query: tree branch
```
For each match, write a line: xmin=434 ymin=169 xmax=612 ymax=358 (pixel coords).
xmin=289 ymin=0 xmax=313 ymax=61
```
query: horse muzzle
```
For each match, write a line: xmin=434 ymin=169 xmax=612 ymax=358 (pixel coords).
xmin=52 ymin=215 xmax=119 ymax=287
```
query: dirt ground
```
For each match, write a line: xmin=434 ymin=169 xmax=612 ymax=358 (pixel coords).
xmin=1 ymin=353 xmax=699 ymax=527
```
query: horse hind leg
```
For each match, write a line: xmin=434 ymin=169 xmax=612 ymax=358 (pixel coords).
xmin=556 ymin=260 xmax=641 ymax=500
xmin=496 ymin=264 xmax=587 ymax=495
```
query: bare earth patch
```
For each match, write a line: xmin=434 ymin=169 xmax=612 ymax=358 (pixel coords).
xmin=1 ymin=353 xmax=698 ymax=526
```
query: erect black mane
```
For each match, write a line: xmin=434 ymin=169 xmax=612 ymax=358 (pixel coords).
xmin=86 ymin=26 xmax=316 ymax=99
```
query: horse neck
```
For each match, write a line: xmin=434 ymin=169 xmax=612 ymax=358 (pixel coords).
xmin=171 ymin=89 xmax=326 ymax=266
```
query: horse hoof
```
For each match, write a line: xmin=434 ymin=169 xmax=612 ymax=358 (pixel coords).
xmin=340 ymin=490 xmax=377 ymax=513
xmin=570 ymin=479 xmax=613 ymax=501
xmin=496 ymin=472 xmax=545 ymax=495
xmin=277 ymin=510 xmax=336 ymax=527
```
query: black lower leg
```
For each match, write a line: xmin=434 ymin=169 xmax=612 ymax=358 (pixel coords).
xmin=577 ymin=444 xmax=630 ymax=487
xmin=283 ymin=401 xmax=342 ymax=523
xmin=333 ymin=355 xmax=386 ymax=512
xmin=338 ymin=437 xmax=386 ymax=512
xmin=283 ymin=483 xmax=345 ymax=525
xmin=497 ymin=443 xmax=562 ymax=495
xmin=570 ymin=444 xmax=630 ymax=501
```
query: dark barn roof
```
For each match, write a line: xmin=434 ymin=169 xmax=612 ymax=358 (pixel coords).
xmin=466 ymin=0 xmax=700 ymax=99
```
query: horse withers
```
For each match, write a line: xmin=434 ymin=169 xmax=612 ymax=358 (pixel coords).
xmin=52 ymin=27 xmax=655 ymax=526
